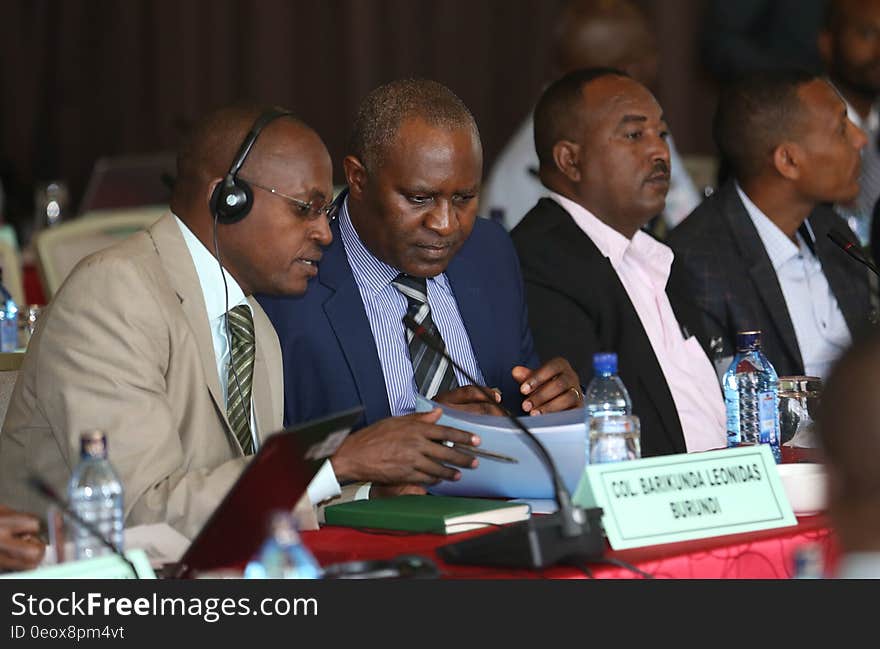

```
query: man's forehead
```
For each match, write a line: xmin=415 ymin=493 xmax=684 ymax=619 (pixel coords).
xmin=799 ymin=78 xmax=846 ymax=117
xmin=248 ymin=126 xmax=332 ymax=189
xmin=581 ymin=77 xmax=662 ymax=124
xmin=383 ymin=117 xmax=481 ymax=164
xmin=394 ymin=116 xmax=478 ymax=145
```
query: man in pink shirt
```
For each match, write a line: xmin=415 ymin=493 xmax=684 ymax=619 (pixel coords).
xmin=511 ymin=68 xmax=726 ymax=456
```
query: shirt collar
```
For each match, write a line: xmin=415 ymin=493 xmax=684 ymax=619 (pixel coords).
xmin=338 ymin=197 xmax=452 ymax=295
xmin=549 ymin=191 xmax=673 ymax=284
xmin=174 ymin=214 xmax=248 ymax=321
xmin=735 ymin=183 xmax=804 ymax=270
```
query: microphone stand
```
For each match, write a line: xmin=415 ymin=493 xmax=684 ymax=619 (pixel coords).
xmin=827 ymin=230 xmax=880 ymax=276
xmin=29 ymin=476 xmax=140 ymax=578
xmin=403 ymin=314 xmax=604 ymax=569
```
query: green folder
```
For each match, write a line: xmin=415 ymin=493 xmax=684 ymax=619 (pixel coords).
xmin=323 ymin=495 xmax=530 ymax=535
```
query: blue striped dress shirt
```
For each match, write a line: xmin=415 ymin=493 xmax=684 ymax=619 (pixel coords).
xmin=338 ymin=198 xmax=486 ymax=416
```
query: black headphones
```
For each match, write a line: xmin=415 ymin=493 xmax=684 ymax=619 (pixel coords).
xmin=210 ymin=108 xmax=294 ymax=224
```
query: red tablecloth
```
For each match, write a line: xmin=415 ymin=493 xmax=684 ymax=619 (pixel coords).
xmin=301 ymin=515 xmax=836 ymax=579
xmin=22 ymin=262 xmax=46 ymax=305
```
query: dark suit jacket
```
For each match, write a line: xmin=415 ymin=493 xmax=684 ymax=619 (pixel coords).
xmin=667 ymin=180 xmax=875 ymax=377
xmin=510 ymin=198 xmax=708 ymax=457
xmin=257 ymin=216 xmax=540 ymax=429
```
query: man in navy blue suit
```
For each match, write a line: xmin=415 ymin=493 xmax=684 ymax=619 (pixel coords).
xmin=259 ymin=79 xmax=582 ymax=452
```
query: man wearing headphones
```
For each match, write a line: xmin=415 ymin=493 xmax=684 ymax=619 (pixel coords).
xmin=0 ymin=105 xmax=481 ymax=539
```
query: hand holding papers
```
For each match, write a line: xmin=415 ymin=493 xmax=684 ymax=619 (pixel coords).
xmin=415 ymin=395 xmax=587 ymax=499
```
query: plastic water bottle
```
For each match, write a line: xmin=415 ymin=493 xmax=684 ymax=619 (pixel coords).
xmin=244 ymin=512 xmax=322 ymax=579
xmin=67 ymin=430 xmax=125 ymax=560
xmin=584 ymin=352 xmax=632 ymax=419
xmin=792 ymin=543 xmax=825 ymax=579
xmin=584 ymin=353 xmax=634 ymax=463
xmin=723 ymin=331 xmax=781 ymax=462
xmin=0 ymin=269 xmax=17 ymax=352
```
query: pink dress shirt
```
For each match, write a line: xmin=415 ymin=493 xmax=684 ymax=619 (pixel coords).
xmin=550 ymin=193 xmax=727 ymax=452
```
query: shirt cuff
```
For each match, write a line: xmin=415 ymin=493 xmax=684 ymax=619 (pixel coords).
xmin=306 ymin=459 xmax=342 ymax=505
xmin=354 ymin=483 xmax=372 ymax=500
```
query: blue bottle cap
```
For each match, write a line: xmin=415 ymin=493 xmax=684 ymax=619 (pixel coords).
xmin=736 ymin=330 xmax=762 ymax=352
xmin=592 ymin=352 xmax=618 ymax=374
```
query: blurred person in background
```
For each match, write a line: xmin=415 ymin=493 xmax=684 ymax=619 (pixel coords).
xmin=819 ymin=0 xmax=880 ymax=247
xmin=702 ymin=0 xmax=826 ymax=81
xmin=481 ymin=0 xmax=700 ymax=234
xmin=818 ymin=329 xmax=880 ymax=578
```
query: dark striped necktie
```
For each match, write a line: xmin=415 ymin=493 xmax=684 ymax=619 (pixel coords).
xmin=392 ymin=273 xmax=458 ymax=398
xmin=226 ymin=304 xmax=255 ymax=455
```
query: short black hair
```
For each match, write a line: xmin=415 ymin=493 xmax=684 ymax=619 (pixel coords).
xmin=348 ymin=78 xmax=479 ymax=173
xmin=713 ymin=69 xmax=820 ymax=182
xmin=533 ymin=67 xmax=629 ymax=170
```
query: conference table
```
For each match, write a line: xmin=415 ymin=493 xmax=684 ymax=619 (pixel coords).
xmin=301 ymin=513 xmax=835 ymax=579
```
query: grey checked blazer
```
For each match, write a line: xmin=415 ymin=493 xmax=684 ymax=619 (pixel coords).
xmin=667 ymin=181 xmax=877 ymax=377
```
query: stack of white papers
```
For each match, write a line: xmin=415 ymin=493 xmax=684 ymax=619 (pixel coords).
xmin=416 ymin=395 xmax=587 ymax=500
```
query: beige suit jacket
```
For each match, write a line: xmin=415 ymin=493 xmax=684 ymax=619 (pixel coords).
xmin=0 ymin=213 xmax=310 ymax=539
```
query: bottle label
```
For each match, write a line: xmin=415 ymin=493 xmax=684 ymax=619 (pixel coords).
xmin=724 ymin=384 xmax=740 ymax=446
xmin=757 ymin=390 xmax=777 ymax=444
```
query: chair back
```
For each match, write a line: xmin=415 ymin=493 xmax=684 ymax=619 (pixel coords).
xmin=34 ymin=207 xmax=166 ymax=299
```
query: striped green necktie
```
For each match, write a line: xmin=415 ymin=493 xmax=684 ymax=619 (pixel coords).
xmin=226 ymin=304 xmax=255 ymax=455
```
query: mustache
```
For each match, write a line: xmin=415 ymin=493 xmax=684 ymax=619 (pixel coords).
xmin=415 ymin=235 xmax=462 ymax=248
xmin=646 ymin=160 xmax=670 ymax=180
xmin=652 ymin=160 xmax=669 ymax=175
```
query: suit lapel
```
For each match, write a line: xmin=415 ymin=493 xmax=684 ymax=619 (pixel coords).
xmin=445 ymin=249 xmax=498 ymax=387
xmin=148 ymin=214 xmax=235 ymax=439
xmin=249 ymin=301 xmax=278 ymax=443
xmin=721 ymin=185 xmax=803 ymax=369
xmin=320 ymin=221 xmax=392 ymax=423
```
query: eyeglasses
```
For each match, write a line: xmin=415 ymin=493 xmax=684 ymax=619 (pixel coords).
xmin=242 ymin=177 xmax=337 ymax=221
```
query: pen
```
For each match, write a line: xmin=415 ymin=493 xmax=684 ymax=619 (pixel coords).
xmin=449 ymin=442 xmax=519 ymax=464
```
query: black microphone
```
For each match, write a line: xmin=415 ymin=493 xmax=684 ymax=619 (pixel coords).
xmin=403 ymin=314 xmax=604 ymax=569
xmin=827 ymin=229 xmax=880 ymax=276
xmin=29 ymin=475 xmax=140 ymax=578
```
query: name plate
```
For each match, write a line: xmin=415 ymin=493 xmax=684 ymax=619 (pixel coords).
xmin=573 ymin=445 xmax=796 ymax=549
xmin=0 ymin=549 xmax=155 ymax=580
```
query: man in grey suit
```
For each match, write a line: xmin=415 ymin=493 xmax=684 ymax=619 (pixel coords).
xmin=668 ymin=70 xmax=874 ymax=381
xmin=0 ymin=106 xmax=480 ymax=539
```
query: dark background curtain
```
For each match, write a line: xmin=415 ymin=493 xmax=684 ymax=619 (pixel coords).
xmin=0 ymin=0 xmax=713 ymax=222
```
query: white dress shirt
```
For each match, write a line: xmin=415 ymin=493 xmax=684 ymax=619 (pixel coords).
xmin=174 ymin=215 xmax=342 ymax=505
xmin=736 ymin=185 xmax=852 ymax=381
xmin=549 ymin=193 xmax=727 ymax=452
xmin=481 ymin=114 xmax=701 ymax=231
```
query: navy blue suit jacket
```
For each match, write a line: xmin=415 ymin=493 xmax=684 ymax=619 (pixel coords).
xmin=258 ymin=216 xmax=539 ymax=429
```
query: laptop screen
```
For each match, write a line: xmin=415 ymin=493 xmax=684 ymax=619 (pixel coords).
xmin=173 ymin=406 xmax=363 ymax=578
